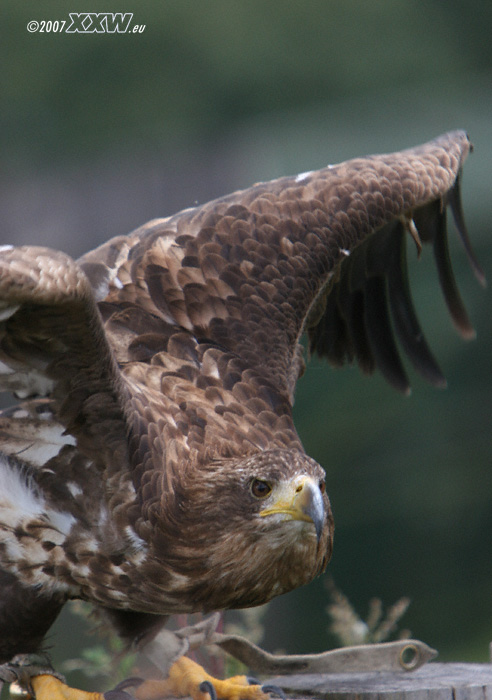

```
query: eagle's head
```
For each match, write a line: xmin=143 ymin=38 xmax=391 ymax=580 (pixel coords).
xmin=152 ymin=448 xmax=333 ymax=612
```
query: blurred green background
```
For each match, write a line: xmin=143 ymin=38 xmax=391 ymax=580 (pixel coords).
xmin=1 ymin=0 xmax=491 ymax=687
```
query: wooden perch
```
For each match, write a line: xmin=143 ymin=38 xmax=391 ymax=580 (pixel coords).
xmin=267 ymin=662 xmax=492 ymax=699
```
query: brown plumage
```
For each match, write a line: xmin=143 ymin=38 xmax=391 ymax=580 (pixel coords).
xmin=0 ymin=131 xmax=483 ymax=667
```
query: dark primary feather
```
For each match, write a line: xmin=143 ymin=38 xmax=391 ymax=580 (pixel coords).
xmin=0 ymin=130 xmax=483 ymax=663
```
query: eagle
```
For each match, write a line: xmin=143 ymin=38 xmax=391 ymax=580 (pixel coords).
xmin=0 ymin=131 xmax=484 ymax=700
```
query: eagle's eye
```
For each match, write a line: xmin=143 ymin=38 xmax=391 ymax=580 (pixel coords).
xmin=251 ymin=479 xmax=272 ymax=499
xmin=319 ymin=480 xmax=326 ymax=494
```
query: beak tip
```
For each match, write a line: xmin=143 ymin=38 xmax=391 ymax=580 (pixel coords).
xmin=298 ymin=479 xmax=325 ymax=543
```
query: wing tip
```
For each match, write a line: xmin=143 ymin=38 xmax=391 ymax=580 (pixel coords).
xmin=309 ymin=134 xmax=483 ymax=394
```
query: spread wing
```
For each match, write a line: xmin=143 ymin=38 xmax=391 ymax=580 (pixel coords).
xmin=0 ymin=130 xmax=483 ymax=478
xmin=81 ymin=129 xmax=483 ymax=403
xmin=0 ymin=130 xmax=483 ymax=608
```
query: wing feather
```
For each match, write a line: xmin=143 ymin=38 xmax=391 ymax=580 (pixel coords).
xmin=0 ymin=132 xmax=481 ymax=518
xmin=386 ymin=222 xmax=446 ymax=387
xmin=431 ymin=201 xmax=476 ymax=339
xmin=0 ymin=246 xmax=129 ymax=469
xmin=0 ymin=131 xmax=483 ymax=615
xmin=81 ymin=130 xmax=480 ymax=401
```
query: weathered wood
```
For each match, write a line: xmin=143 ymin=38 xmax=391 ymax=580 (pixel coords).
xmin=2 ymin=663 xmax=492 ymax=699
xmin=268 ymin=663 xmax=492 ymax=699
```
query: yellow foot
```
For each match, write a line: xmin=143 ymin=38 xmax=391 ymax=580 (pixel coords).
xmin=134 ymin=656 xmax=285 ymax=700
xmin=0 ymin=656 xmax=107 ymax=700
xmin=31 ymin=675 xmax=104 ymax=700
xmin=6 ymin=655 xmax=284 ymax=700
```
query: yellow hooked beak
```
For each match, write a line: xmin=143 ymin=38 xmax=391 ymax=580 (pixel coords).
xmin=259 ymin=476 xmax=325 ymax=541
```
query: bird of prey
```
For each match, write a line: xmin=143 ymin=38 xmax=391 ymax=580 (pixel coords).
xmin=0 ymin=130 xmax=484 ymax=700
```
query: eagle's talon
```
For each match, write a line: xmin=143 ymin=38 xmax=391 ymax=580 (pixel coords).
xmin=108 ymin=678 xmax=145 ymax=693
xmin=260 ymin=685 xmax=286 ymax=700
xmin=104 ymin=678 xmax=145 ymax=700
xmin=104 ymin=691 xmax=133 ymax=700
xmin=103 ymin=690 xmax=135 ymax=700
xmin=246 ymin=677 xmax=260 ymax=686
xmin=199 ymin=680 xmax=218 ymax=700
